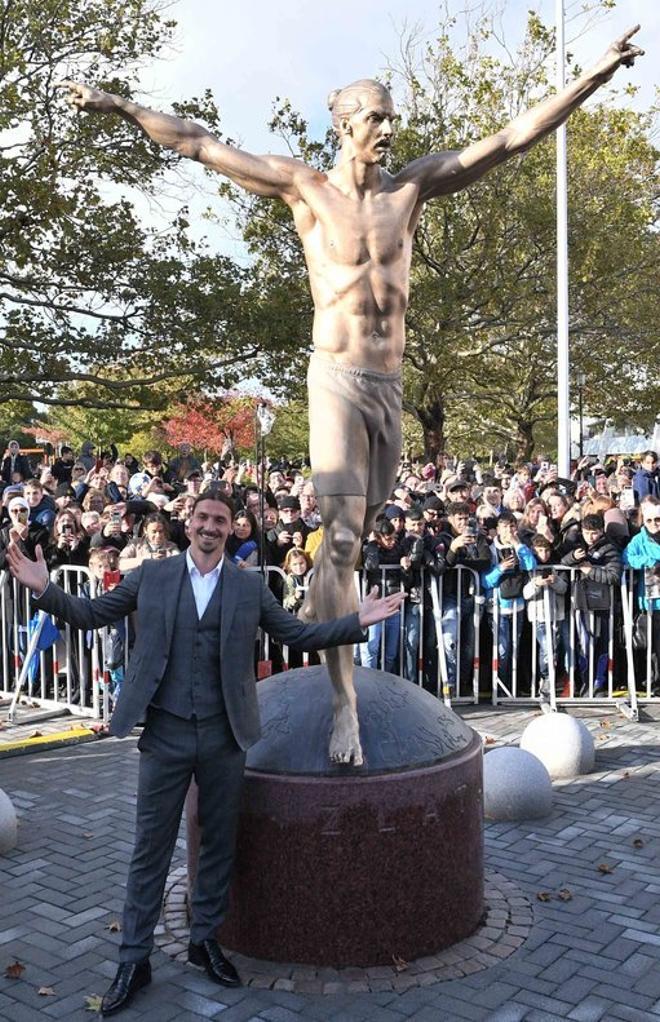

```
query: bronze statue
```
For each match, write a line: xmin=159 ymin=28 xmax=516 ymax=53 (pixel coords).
xmin=59 ymin=25 xmax=643 ymax=765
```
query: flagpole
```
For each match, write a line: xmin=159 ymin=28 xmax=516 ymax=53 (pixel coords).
xmin=556 ymin=0 xmax=570 ymax=476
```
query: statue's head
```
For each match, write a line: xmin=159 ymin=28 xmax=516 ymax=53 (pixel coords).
xmin=328 ymin=79 xmax=395 ymax=164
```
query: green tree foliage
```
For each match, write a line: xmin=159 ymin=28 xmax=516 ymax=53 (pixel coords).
xmin=0 ymin=0 xmax=287 ymax=409
xmin=218 ymin=9 xmax=658 ymax=460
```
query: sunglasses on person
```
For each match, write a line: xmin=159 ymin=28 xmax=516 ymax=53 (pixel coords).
xmin=644 ymin=516 xmax=660 ymax=525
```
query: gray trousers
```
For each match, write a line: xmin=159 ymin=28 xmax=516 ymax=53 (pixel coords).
xmin=120 ymin=707 xmax=246 ymax=962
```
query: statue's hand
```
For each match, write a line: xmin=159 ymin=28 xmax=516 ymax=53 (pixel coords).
xmin=593 ymin=25 xmax=644 ymax=82
xmin=56 ymin=81 xmax=119 ymax=114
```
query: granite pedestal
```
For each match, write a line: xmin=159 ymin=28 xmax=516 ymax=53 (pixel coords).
xmin=186 ymin=666 xmax=484 ymax=968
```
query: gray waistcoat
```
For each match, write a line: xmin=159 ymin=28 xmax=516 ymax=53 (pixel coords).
xmin=151 ymin=570 xmax=225 ymax=720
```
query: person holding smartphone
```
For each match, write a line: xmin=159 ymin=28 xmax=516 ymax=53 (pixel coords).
xmin=523 ymin=535 xmax=568 ymax=699
xmin=45 ymin=510 xmax=89 ymax=570
xmin=429 ymin=502 xmax=491 ymax=695
xmin=0 ymin=496 xmax=49 ymax=569
xmin=482 ymin=512 xmax=537 ymax=689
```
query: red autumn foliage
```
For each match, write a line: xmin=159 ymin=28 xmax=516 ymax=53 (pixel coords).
xmin=160 ymin=395 xmax=262 ymax=454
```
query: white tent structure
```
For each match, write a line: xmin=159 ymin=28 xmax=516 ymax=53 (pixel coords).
xmin=581 ymin=416 xmax=660 ymax=460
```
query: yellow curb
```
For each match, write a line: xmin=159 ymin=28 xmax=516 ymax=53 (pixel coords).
xmin=0 ymin=726 xmax=99 ymax=754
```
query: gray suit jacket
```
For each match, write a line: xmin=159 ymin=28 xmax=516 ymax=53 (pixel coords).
xmin=34 ymin=556 xmax=366 ymax=749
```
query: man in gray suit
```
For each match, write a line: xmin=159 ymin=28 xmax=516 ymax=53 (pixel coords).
xmin=7 ymin=491 xmax=403 ymax=1016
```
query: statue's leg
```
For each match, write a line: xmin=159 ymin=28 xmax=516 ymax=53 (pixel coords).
xmin=312 ymin=494 xmax=366 ymax=765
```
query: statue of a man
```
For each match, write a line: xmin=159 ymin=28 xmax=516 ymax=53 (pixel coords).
xmin=60 ymin=25 xmax=642 ymax=765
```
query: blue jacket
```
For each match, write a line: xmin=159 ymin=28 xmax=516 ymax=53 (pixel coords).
xmin=633 ymin=468 xmax=660 ymax=503
xmin=622 ymin=528 xmax=660 ymax=612
xmin=482 ymin=543 xmax=537 ymax=612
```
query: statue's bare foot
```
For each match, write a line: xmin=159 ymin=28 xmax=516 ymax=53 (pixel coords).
xmin=329 ymin=703 xmax=363 ymax=766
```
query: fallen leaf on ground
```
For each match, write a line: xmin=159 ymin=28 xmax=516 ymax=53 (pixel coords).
xmin=599 ymin=720 xmax=611 ymax=728
xmin=484 ymin=736 xmax=497 ymax=745
xmin=5 ymin=960 xmax=25 ymax=979
xmin=85 ymin=994 xmax=103 ymax=1012
xmin=29 ymin=731 xmax=42 ymax=738
xmin=597 ymin=863 xmax=614 ymax=874
xmin=38 ymin=986 xmax=56 ymax=996
xmin=392 ymin=954 xmax=408 ymax=972
xmin=83 ymin=832 xmax=94 ymax=839
xmin=105 ymin=920 xmax=121 ymax=933
xmin=536 ymin=891 xmax=552 ymax=902
xmin=622 ymin=771 xmax=630 ymax=779
xmin=633 ymin=838 xmax=645 ymax=849
xmin=557 ymin=889 xmax=573 ymax=901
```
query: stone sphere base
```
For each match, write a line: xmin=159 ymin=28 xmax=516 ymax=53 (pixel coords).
xmin=484 ymin=747 xmax=553 ymax=820
xmin=520 ymin=712 xmax=595 ymax=779
xmin=187 ymin=667 xmax=484 ymax=968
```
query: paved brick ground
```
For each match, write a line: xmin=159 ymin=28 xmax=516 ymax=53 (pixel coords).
xmin=0 ymin=704 xmax=659 ymax=1021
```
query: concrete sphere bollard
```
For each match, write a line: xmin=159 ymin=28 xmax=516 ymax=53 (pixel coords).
xmin=520 ymin=713 xmax=595 ymax=780
xmin=0 ymin=789 xmax=17 ymax=853
xmin=484 ymin=747 xmax=553 ymax=820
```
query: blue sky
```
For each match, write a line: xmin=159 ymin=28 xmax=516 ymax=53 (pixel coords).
xmin=142 ymin=0 xmax=657 ymax=147
xmin=133 ymin=1 xmax=656 ymax=258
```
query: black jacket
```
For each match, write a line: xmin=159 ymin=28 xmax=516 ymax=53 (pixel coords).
xmin=428 ymin=529 xmax=491 ymax=600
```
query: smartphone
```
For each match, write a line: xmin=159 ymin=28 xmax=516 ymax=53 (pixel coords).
xmin=499 ymin=547 xmax=513 ymax=560
xmin=103 ymin=570 xmax=121 ymax=590
xmin=540 ymin=461 xmax=549 ymax=473
xmin=619 ymin=487 xmax=635 ymax=511
xmin=106 ymin=481 xmax=122 ymax=503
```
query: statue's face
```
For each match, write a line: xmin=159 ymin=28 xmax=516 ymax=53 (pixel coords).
xmin=344 ymin=95 xmax=395 ymax=165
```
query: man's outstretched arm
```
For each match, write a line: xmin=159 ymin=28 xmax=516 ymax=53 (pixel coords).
xmin=57 ymin=83 xmax=320 ymax=201
xmin=401 ymin=25 xmax=644 ymax=202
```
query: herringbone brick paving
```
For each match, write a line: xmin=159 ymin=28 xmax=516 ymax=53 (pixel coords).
xmin=0 ymin=705 xmax=659 ymax=1020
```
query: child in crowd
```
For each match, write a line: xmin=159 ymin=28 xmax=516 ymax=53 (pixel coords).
xmin=282 ymin=547 xmax=313 ymax=614
xmin=482 ymin=512 xmax=536 ymax=690
xmin=282 ymin=547 xmax=314 ymax=668
xmin=523 ymin=534 xmax=568 ymax=699
xmin=88 ymin=548 xmax=126 ymax=707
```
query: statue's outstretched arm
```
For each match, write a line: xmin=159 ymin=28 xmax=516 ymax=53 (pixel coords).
xmin=399 ymin=25 xmax=644 ymax=202
xmin=57 ymin=83 xmax=317 ymax=200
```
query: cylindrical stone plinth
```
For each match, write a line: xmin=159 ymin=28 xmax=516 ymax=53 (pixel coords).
xmin=186 ymin=667 xmax=484 ymax=968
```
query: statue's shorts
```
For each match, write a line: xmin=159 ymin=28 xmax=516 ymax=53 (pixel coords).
xmin=307 ymin=353 xmax=402 ymax=507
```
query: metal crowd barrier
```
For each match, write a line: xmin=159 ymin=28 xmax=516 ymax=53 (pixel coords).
xmin=2 ymin=560 xmax=658 ymax=726
xmin=351 ymin=563 xmax=481 ymax=705
xmin=1 ymin=565 xmax=130 ymax=726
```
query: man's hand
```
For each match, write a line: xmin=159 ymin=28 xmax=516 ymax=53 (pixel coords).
xmin=450 ymin=534 xmax=474 ymax=552
xmin=500 ymin=555 xmax=517 ymax=572
xmin=358 ymin=586 xmax=405 ymax=628
xmin=592 ymin=25 xmax=644 ymax=82
xmin=6 ymin=532 xmax=49 ymax=596
xmin=56 ymin=81 xmax=119 ymax=115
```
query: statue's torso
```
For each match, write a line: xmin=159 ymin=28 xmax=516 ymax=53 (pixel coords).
xmin=293 ymin=171 xmax=421 ymax=373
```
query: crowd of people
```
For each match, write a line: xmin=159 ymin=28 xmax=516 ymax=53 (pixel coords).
xmin=1 ymin=438 xmax=659 ymax=703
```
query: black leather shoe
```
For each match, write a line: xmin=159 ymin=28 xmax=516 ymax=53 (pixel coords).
xmin=101 ymin=959 xmax=151 ymax=1016
xmin=188 ymin=939 xmax=241 ymax=987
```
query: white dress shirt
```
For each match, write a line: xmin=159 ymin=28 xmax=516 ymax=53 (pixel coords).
xmin=186 ymin=550 xmax=223 ymax=619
